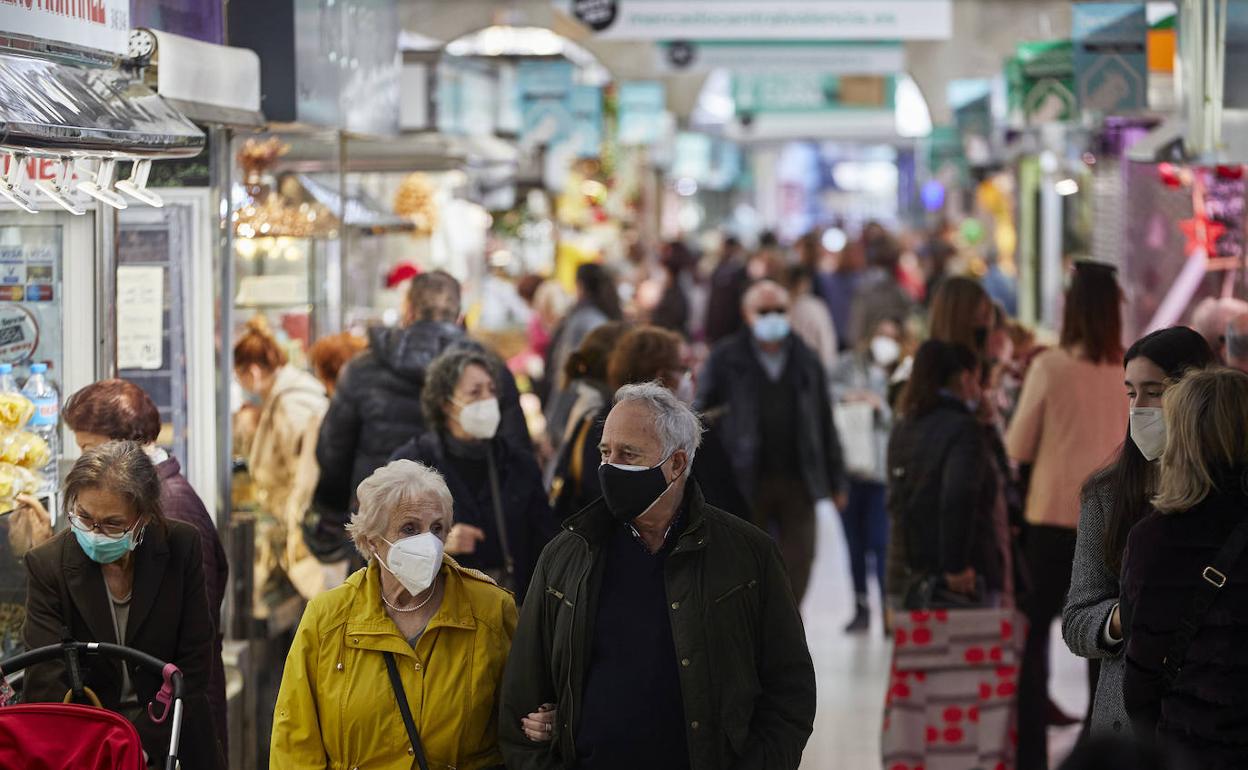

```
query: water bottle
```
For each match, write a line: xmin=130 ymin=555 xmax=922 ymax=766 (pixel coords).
xmin=0 ymin=365 xmax=19 ymax=396
xmin=21 ymin=363 xmax=58 ymax=493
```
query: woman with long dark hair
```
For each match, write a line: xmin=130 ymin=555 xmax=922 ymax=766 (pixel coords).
xmin=1007 ymin=261 xmax=1130 ymax=770
xmin=885 ymin=340 xmax=1004 ymax=607
xmin=1062 ymin=327 xmax=1215 ymax=736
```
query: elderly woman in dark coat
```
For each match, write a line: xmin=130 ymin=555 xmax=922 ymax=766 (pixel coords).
xmin=23 ymin=442 xmax=224 ymax=769
xmin=60 ymin=379 xmax=229 ymax=755
xmin=1122 ymin=367 xmax=1248 ymax=770
xmin=391 ymin=348 xmax=557 ymax=603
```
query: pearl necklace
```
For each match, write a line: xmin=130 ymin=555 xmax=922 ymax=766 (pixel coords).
xmin=381 ymin=585 xmax=436 ymax=614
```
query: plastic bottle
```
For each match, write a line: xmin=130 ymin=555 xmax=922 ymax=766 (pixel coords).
xmin=0 ymin=364 xmax=19 ymax=396
xmin=21 ymin=363 xmax=58 ymax=493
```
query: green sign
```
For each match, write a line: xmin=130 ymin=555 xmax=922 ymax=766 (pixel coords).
xmin=1008 ymin=40 xmax=1076 ymax=124
xmin=732 ymin=72 xmax=896 ymax=114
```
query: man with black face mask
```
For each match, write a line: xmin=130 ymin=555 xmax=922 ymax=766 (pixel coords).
xmin=499 ymin=383 xmax=816 ymax=770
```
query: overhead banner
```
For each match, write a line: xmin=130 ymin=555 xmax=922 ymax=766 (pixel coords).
xmin=0 ymin=0 xmax=130 ymax=55
xmin=654 ymin=41 xmax=904 ymax=75
xmin=1073 ymin=3 xmax=1148 ymax=115
xmin=563 ymin=0 xmax=952 ymax=41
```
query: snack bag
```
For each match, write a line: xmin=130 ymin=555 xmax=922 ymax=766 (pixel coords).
xmin=0 ymin=394 xmax=33 ymax=430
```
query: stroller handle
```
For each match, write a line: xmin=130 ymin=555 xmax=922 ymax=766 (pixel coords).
xmin=2 ymin=641 xmax=184 ymax=699
xmin=2 ymin=641 xmax=186 ymax=770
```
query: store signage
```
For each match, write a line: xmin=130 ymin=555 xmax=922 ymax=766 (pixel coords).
xmin=618 ymin=80 xmax=667 ymax=145
xmin=0 ymin=305 xmax=39 ymax=365
xmin=654 ymin=41 xmax=905 ymax=75
xmin=0 ymin=0 xmax=130 ymax=55
xmin=569 ymin=85 xmax=603 ymax=159
xmin=571 ymin=0 xmax=617 ymax=31
xmin=561 ymin=0 xmax=952 ymax=41
xmin=517 ymin=60 xmax=575 ymax=148
xmin=1073 ymin=3 xmax=1148 ymax=115
xmin=733 ymin=72 xmax=894 ymax=114
xmin=1009 ymin=40 xmax=1076 ymax=125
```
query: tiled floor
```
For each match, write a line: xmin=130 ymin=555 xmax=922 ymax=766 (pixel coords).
xmin=799 ymin=502 xmax=1088 ymax=770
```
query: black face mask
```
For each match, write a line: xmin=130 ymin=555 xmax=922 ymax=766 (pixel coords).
xmin=598 ymin=456 xmax=678 ymax=523
xmin=973 ymin=327 xmax=990 ymax=349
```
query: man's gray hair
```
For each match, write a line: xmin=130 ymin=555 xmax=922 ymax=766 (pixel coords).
xmin=614 ymin=381 xmax=704 ymax=462
xmin=346 ymin=460 xmax=454 ymax=559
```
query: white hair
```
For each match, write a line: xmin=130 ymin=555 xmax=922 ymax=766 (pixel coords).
xmin=613 ymin=381 xmax=704 ymax=462
xmin=346 ymin=460 xmax=454 ymax=558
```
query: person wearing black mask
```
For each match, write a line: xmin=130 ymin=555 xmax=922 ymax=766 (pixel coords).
xmin=500 ymin=382 xmax=816 ymax=770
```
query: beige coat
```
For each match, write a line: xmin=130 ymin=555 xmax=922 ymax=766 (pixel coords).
xmin=248 ymin=365 xmax=328 ymax=600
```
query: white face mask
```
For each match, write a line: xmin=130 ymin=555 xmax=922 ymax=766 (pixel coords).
xmin=870 ymin=336 xmax=901 ymax=366
xmin=1130 ymin=407 xmax=1166 ymax=462
xmin=456 ymin=397 xmax=501 ymax=439
xmin=375 ymin=532 xmax=445 ymax=596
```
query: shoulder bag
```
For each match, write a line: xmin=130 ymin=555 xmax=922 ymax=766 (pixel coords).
xmin=1160 ymin=514 xmax=1248 ymax=687
xmin=383 ymin=651 xmax=431 ymax=770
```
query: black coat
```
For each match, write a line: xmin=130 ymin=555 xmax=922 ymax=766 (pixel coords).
xmin=885 ymin=396 xmax=1002 ymax=594
xmin=694 ymin=329 xmax=846 ymax=502
xmin=551 ymin=404 xmax=753 ymax=522
xmin=313 ymin=322 xmax=530 ymax=526
xmin=1122 ymin=486 xmax=1248 ymax=769
xmin=22 ymin=522 xmax=225 ymax=770
xmin=390 ymin=431 xmax=558 ymax=604
xmin=499 ymin=483 xmax=815 ymax=770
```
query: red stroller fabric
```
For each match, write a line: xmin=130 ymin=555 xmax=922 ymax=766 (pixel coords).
xmin=0 ymin=702 xmax=146 ymax=769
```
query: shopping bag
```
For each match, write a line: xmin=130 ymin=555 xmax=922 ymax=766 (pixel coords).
xmin=882 ymin=607 xmax=1026 ymax=770
xmin=834 ymin=401 xmax=878 ymax=478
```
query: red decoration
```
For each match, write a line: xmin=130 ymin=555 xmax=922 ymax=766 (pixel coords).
xmin=1216 ymin=165 xmax=1245 ymax=180
xmin=384 ymin=262 xmax=421 ymax=289
xmin=895 ymin=628 xmax=909 ymax=646
xmin=980 ymin=683 xmax=993 ymax=701
xmin=912 ymin=628 xmax=933 ymax=646
xmin=943 ymin=707 xmax=964 ymax=724
xmin=944 ymin=727 xmax=964 ymax=744
xmin=1179 ymin=216 xmax=1227 ymax=257
xmin=1158 ymin=162 xmax=1183 ymax=188
xmin=926 ymin=726 xmax=939 ymax=744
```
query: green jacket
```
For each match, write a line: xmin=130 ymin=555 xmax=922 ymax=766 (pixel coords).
xmin=499 ymin=483 xmax=816 ymax=770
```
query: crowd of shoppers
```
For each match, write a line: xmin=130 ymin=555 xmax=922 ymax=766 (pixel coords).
xmin=18 ymin=213 xmax=1248 ymax=770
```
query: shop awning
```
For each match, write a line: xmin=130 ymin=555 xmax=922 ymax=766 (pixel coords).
xmin=0 ymin=52 xmax=205 ymax=159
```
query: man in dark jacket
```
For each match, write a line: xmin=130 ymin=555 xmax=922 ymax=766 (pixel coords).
xmin=704 ymin=236 xmax=749 ymax=344
xmin=695 ymin=279 xmax=847 ymax=604
xmin=310 ymin=271 xmax=529 ymax=559
xmin=499 ymin=383 xmax=815 ymax=770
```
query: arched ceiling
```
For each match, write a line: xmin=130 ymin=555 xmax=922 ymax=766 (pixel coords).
xmin=398 ymin=0 xmax=1073 ymax=126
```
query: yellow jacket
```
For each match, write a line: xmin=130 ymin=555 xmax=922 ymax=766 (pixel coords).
xmin=271 ymin=556 xmax=518 ymax=769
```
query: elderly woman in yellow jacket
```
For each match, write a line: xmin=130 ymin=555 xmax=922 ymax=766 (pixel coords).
xmin=271 ymin=459 xmax=518 ymax=769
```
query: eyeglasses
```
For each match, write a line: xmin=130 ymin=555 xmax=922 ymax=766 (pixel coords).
xmin=68 ymin=509 xmax=141 ymax=540
xmin=756 ymin=306 xmax=789 ymax=315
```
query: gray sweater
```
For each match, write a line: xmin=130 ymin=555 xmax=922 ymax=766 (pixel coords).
xmin=1061 ymin=477 xmax=1131 ymax=735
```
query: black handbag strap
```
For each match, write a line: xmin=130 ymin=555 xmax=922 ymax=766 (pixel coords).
xmin=1161 ymin=515 xmax=1248 ymax=686
xmin=484 ymin=448 xmax=516 ymax=591
xmin=383 ymin=651 xmax=431 ymax=770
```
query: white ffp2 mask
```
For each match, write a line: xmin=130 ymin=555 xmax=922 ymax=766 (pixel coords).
xmin=456 ymin=397 xmax=501 ymax=439
xmin=376 ymin=532 xmax=444 ymax=596
xmin=1130 ymin=407 xmax=1166 ymax=462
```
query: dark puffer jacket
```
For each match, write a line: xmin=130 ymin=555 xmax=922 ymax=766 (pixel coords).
xmin=1122 ymin=485 xmax=1248 ymax=770
xmin=312 ymin=322 xmax=529 ymax=541
xmin=884 ymin=396 xmax=1002 ymax=599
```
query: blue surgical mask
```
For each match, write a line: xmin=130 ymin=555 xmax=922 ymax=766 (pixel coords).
xmin=752 ymin=313 xmax=790 ymax=343
xmin=73 ymin=527 xmax=141 ymax=564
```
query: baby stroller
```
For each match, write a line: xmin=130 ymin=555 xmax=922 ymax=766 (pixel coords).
xmin=0 ymin=640 xmax=186 ymax=770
